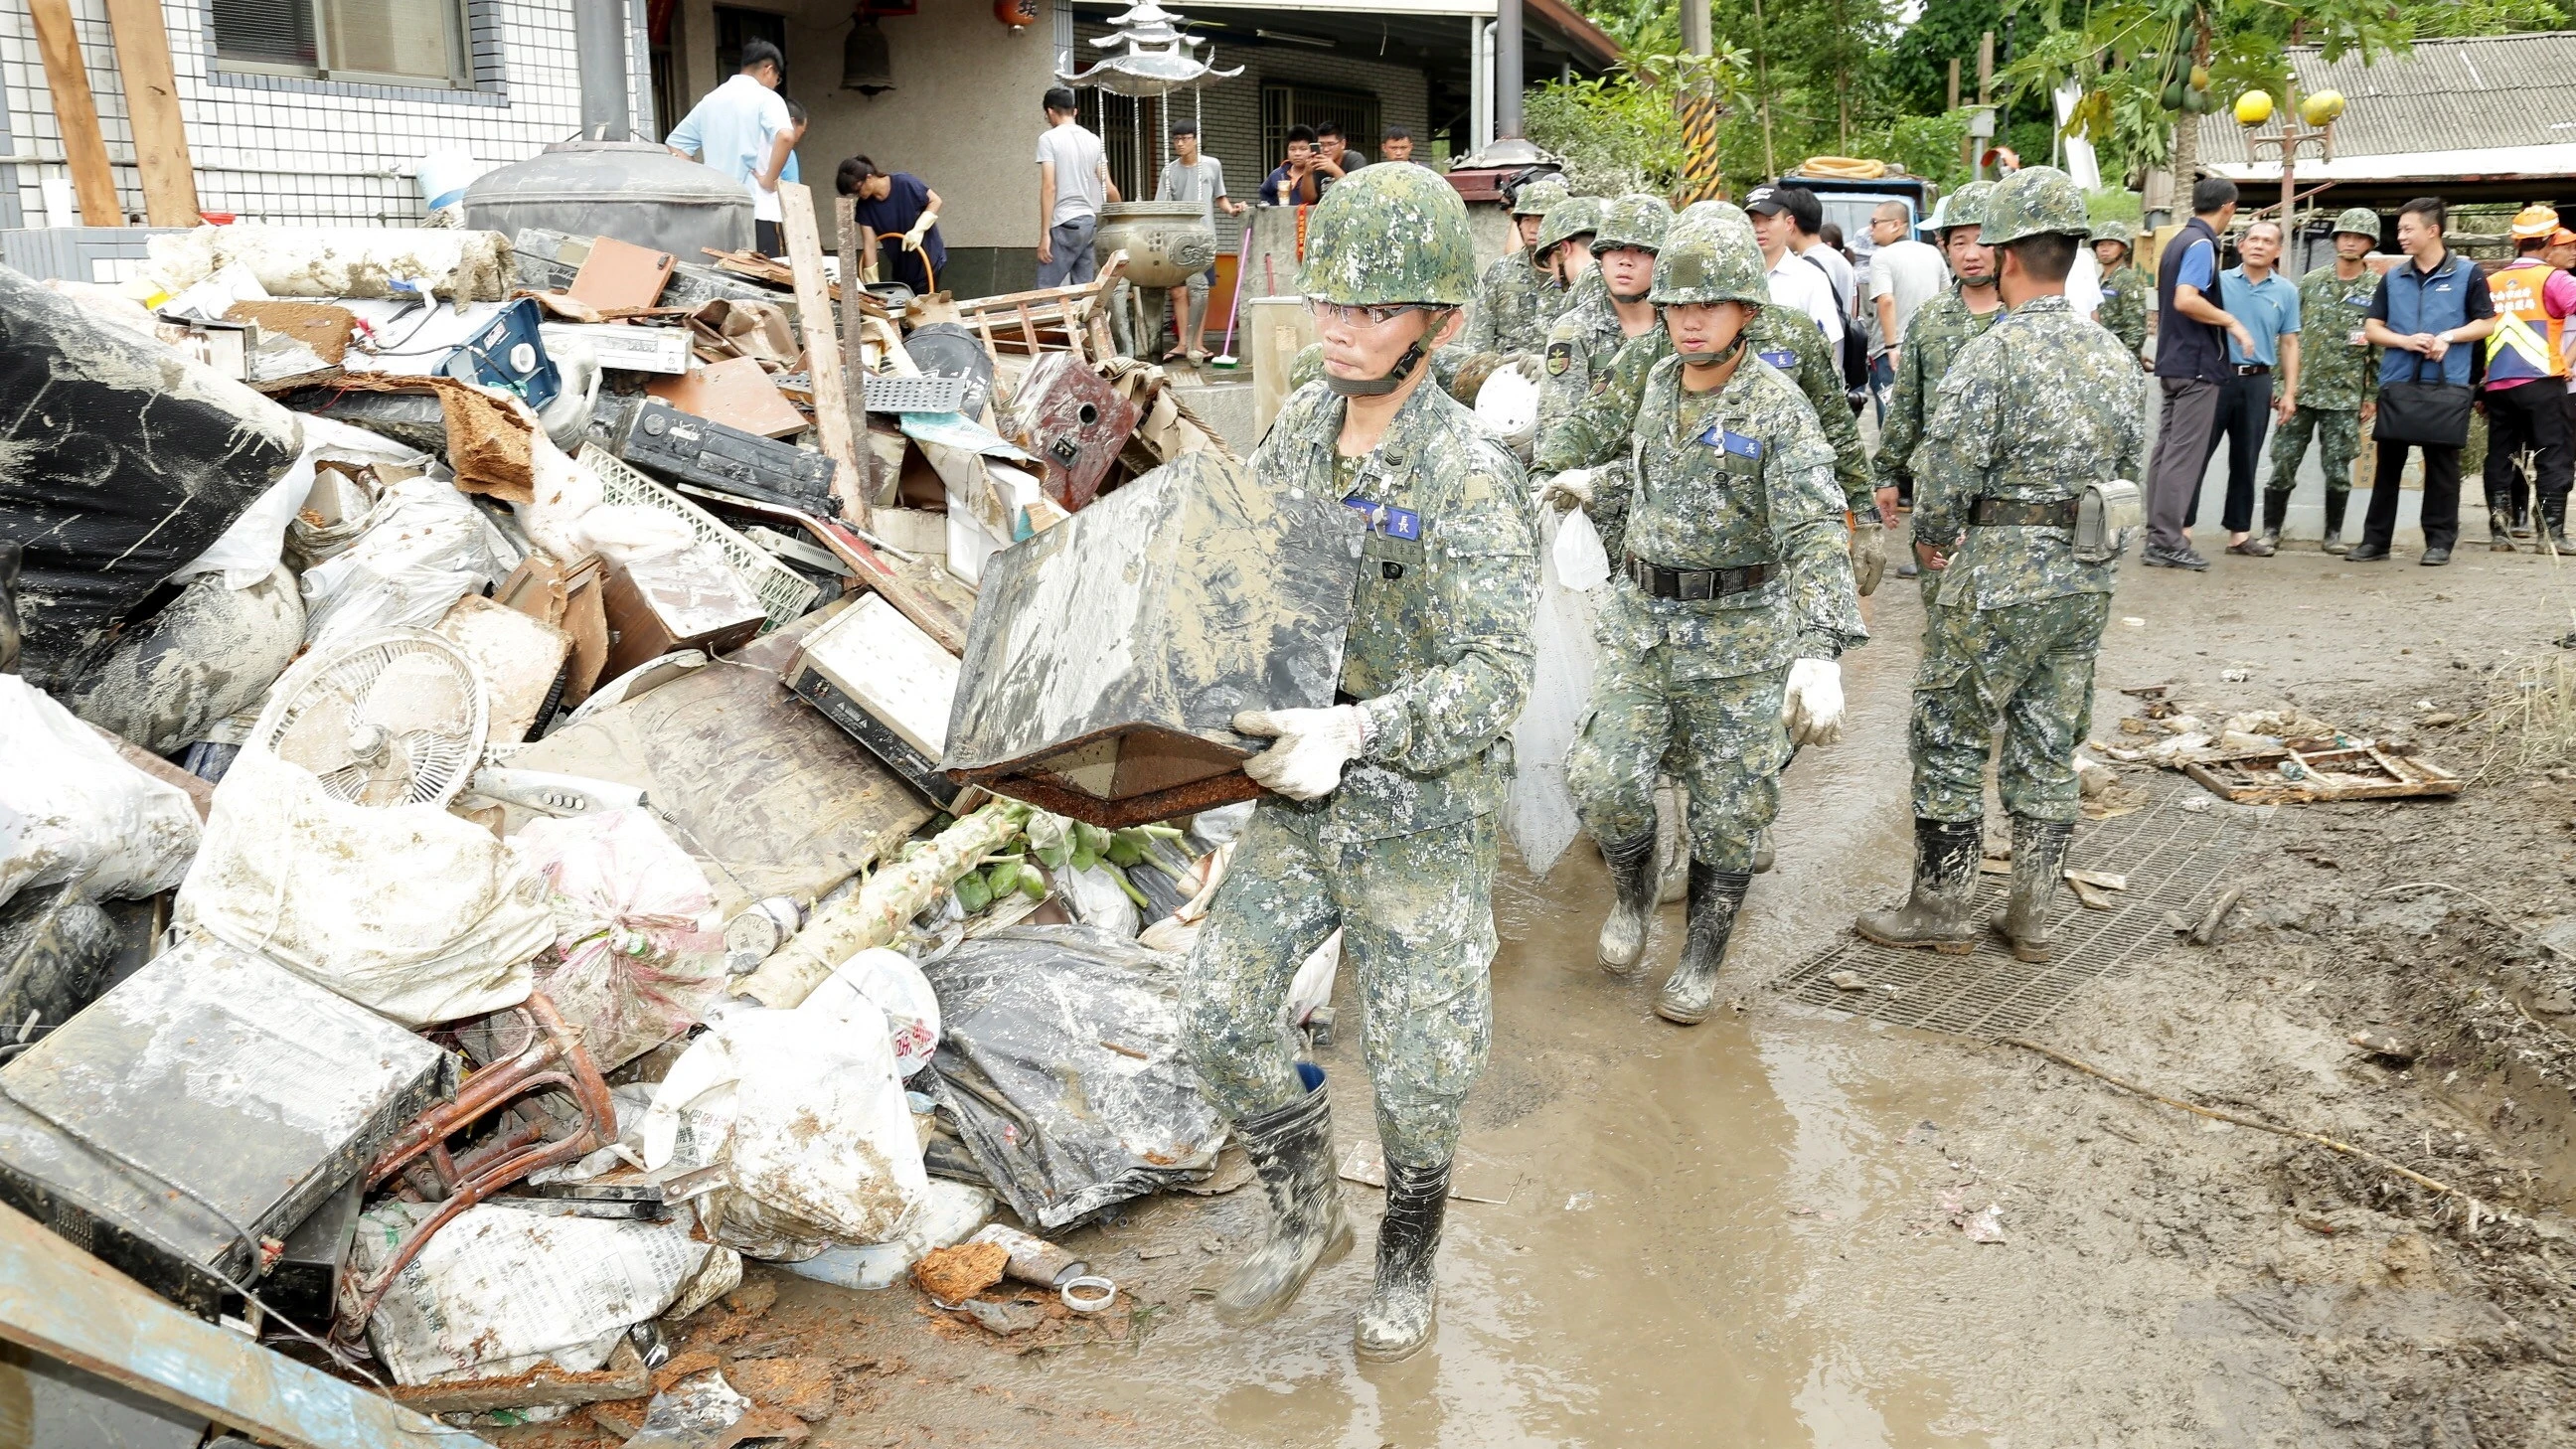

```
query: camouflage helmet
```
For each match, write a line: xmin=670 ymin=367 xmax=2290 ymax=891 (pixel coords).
xmin=2087 ymin=219 xmax=2135 ymax=247
xmin=1511 ymin=174 xmax=1571 ymax=218
xmin=1593 ymin=194 xmax=1674 ymax=253
xmin=1536 ymin=196 xmax=1604 ymax=257
xmin=1939 ymin=180 xmax=1997 ymax=234
xmin=2332 ymin=206 xmax=2381 ymax=242
xmin=1980 ymin=165 xmax=2092 ymax=246
xmin=1300 ymin=163 xmax=1480 ymax=307
xmin=1650 ymin=207 xmax=1768 ymax=308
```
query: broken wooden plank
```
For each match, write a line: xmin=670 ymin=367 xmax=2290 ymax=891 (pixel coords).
xmin=835 ymin=195 xmax=874 ymax=506
xmin=27 ymin=0 xmax=120 ymax=227
xmin=385 ymin=1340 xmax=649 ymax=1415
xmin=777 ymin=181 xmax=868 ymax=527
xmin=2068 ymin=877 xmax=2117 ymax=911
xmin=101 ymin=0 xmax=200 ymax=226
xmin=800 ymin=516 xmax=969 ymax=655
xmin=2063 ymin=869 xmax=2128 ymax=891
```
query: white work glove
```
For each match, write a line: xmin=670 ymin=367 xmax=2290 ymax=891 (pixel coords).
xmin=1781 ymin=658 xmax=1846 ymax=747
xmin=1536 ymin=466 xmax=1595 ymax=513
xmin=903 ymin=216 xmax=935 ymax=246
xmin=1233 ymin=706 xmax=1368 ymax=801
xmin=1849 ymin=517 xmax=1886 ymax=596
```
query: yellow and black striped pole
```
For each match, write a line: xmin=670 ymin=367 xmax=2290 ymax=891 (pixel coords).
xmin=1674 ymin=85 xmax=1727 ymax=207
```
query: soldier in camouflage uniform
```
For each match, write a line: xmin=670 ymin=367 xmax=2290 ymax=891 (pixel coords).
xmin=2259 ymin=207 xmax=2382 ymax=555
xmin=1855 ymin=167 xmax=2147 ymax=965
xmin=1536 ymin=194 xmax=1602 ymax=292
xmin=1182 ymin=165 xmax=1538 ymax=1364
xmin=1553 ymin=210 xmax=1865 ymax=1025
xmin=1879 ymin=181 xmax=2005 ymax=577
xmin=1457 ymin=175 xmax=1570 ymax=359
xmin=2090 ymin=221 xmax=2150 ymax=363
xmin=1539 ymin=195 xmax=1671 ymax=433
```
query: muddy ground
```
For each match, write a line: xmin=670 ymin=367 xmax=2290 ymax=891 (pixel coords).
xmin=501 ymin=520 xmax=2576 ymax=1449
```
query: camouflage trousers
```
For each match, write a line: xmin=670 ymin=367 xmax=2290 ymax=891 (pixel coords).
xmin=1181 ymin=803 xmax=1499 ymax=1169
xmin=2267 ymin=405 xmax=2362 ymax=499
xmin=1566 ymin=629 xmax=1791 ymax=872
xmin=1910 ymin=592 xmax=2111 ymax=824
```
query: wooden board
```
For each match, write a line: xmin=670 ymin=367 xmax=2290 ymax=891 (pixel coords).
xmin=567 ymin=236 xmax=677 ymax=311
xmin=646 ymin=355 xmax=808 ymax=438
xmin=101 ymin=0 xmax=198 ymax=226
xmin=2182 ymin=741 xmax=2463 ymax=806
xmin=27 ymin=0 xmax=119 ymax=228
xmin=777 ymin=181 xmax=868 ymax=524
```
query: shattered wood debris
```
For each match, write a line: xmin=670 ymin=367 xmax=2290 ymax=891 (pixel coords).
xmin=2093 ymin=692 xmax=2463 ymax=805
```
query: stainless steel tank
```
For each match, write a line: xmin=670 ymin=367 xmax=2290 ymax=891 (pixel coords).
xmin=462 ymin=140 xmax=754 ymax=258
xmin=1094 ymin=202 xmax=1217 ymax=289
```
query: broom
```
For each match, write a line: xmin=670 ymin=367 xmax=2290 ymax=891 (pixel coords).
xmin=1208 ymin=221 xmax=1254 ymax=369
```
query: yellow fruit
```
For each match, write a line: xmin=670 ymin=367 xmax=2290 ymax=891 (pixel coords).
xmin=2305 ymin=88 xmax=2345 ymax=123
xmin=2234 ymin=89 xmax=2275 ymax=125
xmin=2188 ymin=64 xmax=2210 ymax=90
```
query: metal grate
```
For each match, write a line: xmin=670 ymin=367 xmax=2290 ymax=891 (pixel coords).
xmin=1771 ymin=784 xmax=2258 ymax=1038
xmin=862 ymin=374 xmax=972 ymax=415
xmin=576 ymin=444 xmax=820 ymax=633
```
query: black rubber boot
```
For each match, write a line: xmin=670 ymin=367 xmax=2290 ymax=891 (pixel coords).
xmin=1654 ymin=862 xmax=1751 ymax=1025
xmin=2253 ymin=489 xmax=2288 ymax=554
xmin=1212 ymin=1063 xmax=1354 ymax=1326
xmin=2512 ymin=490 xmax=2534 ymax=539
xmin=2321 ymin=491 xmax=2349 ymax=556
xmin=2543 ymin=494 xmax=2571 ymax=554
xmin=1354 ymin=1156 xmax=1448 ymax=1362
xmin=2489 ymin=491 xmax=2518 ymax=550
xmin=1853 ymin=817 xmax=1983 ymax=954
xmin=1596 ymin=827 xmax=1660 ymax=974
xmin=1995 ymin=816 xmax=2074 ymax=963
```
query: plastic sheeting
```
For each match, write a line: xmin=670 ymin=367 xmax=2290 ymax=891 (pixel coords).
xmin=510 ymin=809 xmax=726 ymax=1072
xmin=298 ymin=475 xmax=519 ymax=653
xmin=0 ymin=678 xmax=203 ymax=911
xmin=1508 ymin=509 xmax=1602 ymax=879
xmin=64 ymin=566 xmax=304 ymax=757
xmin=922 ymin=925 xmax=1225 ymax=1229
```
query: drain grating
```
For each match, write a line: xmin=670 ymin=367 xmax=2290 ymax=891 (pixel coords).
xmin=1771 ymin=785 xmax=2258 ymax=1037
xmin=862 ymin=374 xmax=973 ymax=415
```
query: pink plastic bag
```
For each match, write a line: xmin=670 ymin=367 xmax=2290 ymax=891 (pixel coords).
xmin=510 ymin=808 xmax=726 ymax=1070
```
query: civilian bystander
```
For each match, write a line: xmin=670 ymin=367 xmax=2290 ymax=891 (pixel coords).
xmin=2203 ymin=220 xmax=2301 ymax=557
xmin=2352 ymin=198 xmax=2496 ymax=564
xmin=2143 ymin=177 xmax=2254 ymax=570
xmin=2479 ymin=206 xmax=2576 ymax=549
xmin=1035 ymin=86 xmax=1118 ymax=287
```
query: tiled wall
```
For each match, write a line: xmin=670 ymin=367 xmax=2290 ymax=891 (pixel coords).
xmin=0 ymin=0 xmax=653 ymax=230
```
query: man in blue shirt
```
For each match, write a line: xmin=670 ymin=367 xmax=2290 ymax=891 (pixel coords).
xmin=2352 ymin=197 xmax=2498 ymax=564
xmin=1260 ymin=126 xmax=1321 ymax=207
xmin=2199 ymin=220 xmax=2302 ymax=556
xmin=2143 ymin=178 xmax=2258 ymax=570
xmin=665 ymin=41 xmax=796 ymax=255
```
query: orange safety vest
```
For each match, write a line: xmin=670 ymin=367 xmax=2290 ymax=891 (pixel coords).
xmin=2486 ymin=259 xmax=2568 ymax=383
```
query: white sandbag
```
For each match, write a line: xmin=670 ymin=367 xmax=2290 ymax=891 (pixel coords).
xmin=1509 ymin=509 xmax=1601 ymax=878
xmin=0 ymin=678 xmax=202 ymax=911
xmin=805 ymin=947 xmax=942 ymax=1078
xmin=355 ymin=1201 xmax=739 ymax=1385
xmin=64 ymin=565 xmax=305 ymax=757
xmin=640 ymin=989 xmax=930 ymax=1260
xmin=175 ymin=746 xmax=549 ymax=1026
xmin=510 ymin=808 xmax=726 ymax=1072
xmin=782 ymin=1180 xmax=995 ymax=1291
xmin=299 ymin=475 xmax=517 ymax=651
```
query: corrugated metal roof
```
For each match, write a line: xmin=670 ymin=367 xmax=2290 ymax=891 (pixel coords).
xmin=2197 ymin=33 xmax=2576 ymax=166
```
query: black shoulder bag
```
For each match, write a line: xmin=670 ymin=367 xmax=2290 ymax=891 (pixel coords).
xmin=2371 ymin=268 xmax=2475 ymax=448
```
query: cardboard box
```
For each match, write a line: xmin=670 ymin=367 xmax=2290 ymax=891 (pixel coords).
xmin=599 ymin=544 xmax=768 ymax=681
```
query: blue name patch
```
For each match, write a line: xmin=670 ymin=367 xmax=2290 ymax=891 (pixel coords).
xmin=1757 ymin=349 xmax=1798 ymax=370
xmin=1696 ymin=425 xmax=1765 ymax=458
xmin=1345 ymin=497 xmax=1422 ymax=540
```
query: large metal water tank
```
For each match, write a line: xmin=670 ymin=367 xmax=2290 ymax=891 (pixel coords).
xmin=462 ymin=140 xmax=753 ymax=257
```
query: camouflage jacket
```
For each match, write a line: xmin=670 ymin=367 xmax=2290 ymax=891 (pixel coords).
xmin=1873 ymin=287 xmax=2005 ymax=495
xmin=1539 ymin=271 xmax=1629 ymax=426
xmin=2294 ymin=262 xmax=2381 ymax=411
xmin=2094 ymin=262 xmax=2150 ymax=358
xmin=1257 ymin=378 xmax=1540 ymax=843
xmin=1594 ymin=353 xmax=1865 ymax=669
xmin=1915 ymin=295 xmax=2148 ymax=611
xmin=1459 ymin=251 xmax=1564 ymax=358
xmin=1534 ymin=304 xmax=1869 ymax=512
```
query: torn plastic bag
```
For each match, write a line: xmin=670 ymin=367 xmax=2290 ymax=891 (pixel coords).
xmin=803 ymin=947 xmax=941 ymax=1078
xmin=174 ymin=746 xmax=550 ymax=1027
xmin=0 ymin=265 xmax=302 ymax=694
xmin=1508 ymin=508 xmax=1600 ymax=879
xmin=638 ymin=983 xmax=929 ymax=1259
xmin=1054 ymin=863 xmax=1141 ymax=938
xmin=510 ymin=809 xmax=726 ymax=1073
xmin=298 ymin=475 xmax=520 ymax=653
xmin=922 ymin=925 xmax=1224 ymax=1229
xmin=353 ymin=1200 xmax=739 ymax=1385
xmin=64 ymin=565 xmax=304 ymax=757
xmin=0 ymin=678 xmax=203 ymax=912
xmin=168 ymin=461 xmax=316 ymax=591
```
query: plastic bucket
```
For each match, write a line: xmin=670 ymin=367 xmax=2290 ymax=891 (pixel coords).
xmin=415 ymin=151 xmax=479 ymax=214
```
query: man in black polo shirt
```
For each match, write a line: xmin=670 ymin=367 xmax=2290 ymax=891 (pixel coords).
xmin=2142 ymin=177 xmax=2256 ymax=570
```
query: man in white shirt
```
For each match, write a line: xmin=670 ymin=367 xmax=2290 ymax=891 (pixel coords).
xmin=1035 ymin=85 xmax=1120 ymax=288
xmin=1745 ymin=184 xmax=1844 ymax=347
xmin=1863 ymin=199 xmax=1947 ymax=421
xmin=1154 ymin=119 xmax=1240 ymax=362
xmin=666 ymin=41 xmax=795 ymax=254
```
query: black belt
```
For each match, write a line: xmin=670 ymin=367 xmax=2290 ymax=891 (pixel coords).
xmin=1970 ymin=498 xmax=2078 ymax=529
xmin=2232 ymin=363 xmax=2272 ymax=376
xmin=1622 ymin=555 xmax=1777 ymax=600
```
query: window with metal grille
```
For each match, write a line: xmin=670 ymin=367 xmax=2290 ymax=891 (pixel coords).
xmin=213 ymin=0 xmax=470 ymax=87
xmin=1075 ymin=89 xmax=1192 ymax=205
xmin=1260 ymin=82 xmax=1379 ymax=174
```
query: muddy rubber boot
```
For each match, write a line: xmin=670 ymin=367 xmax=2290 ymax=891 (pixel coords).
xmin=1853 ymin=817 xmax=1983 ymax=954
xmin=1212 ymin=1063 xmax=1354 ymax=1326
xmin=1654 ymin=863 xmax=1751 ymax=1025
xmin=2489 ymin=492 xmax=2518 ymax=552
xmin=1995 ymin=816 xmax=2074 ymax=963
xmin=2543 ymin=494 xmax=2572 ymax=554
xmin=1354 ymin=1157 xmax=1448 ymax=1362
xmin=1652 ymin=780 xmax=1689 ymax=904
xmin=1596 ymin=828 xmax=1660 ymax=975
xmin=2250 ymin=490 xmax=2287 ymax=555
xmin=2320 ymin=491 xmax=2349 ymax=555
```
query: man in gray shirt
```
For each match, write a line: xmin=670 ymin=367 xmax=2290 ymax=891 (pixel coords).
xmin=1036 ymin=85 xmax=1120 ymax=287
xmin=1154 ymin=119 xmax=1241 ymax=362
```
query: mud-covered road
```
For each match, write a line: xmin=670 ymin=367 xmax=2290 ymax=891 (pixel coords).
xmin=509 ymin=524 xmax=2576 ymax=1449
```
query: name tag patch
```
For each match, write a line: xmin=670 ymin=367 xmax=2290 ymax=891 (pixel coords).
xmin=1345 ymin=497 xmax=1423 ymax=540
xmin=1696 ymin=426 xmax=1765 ymax=459
xmin=1757 ymin=349 xmax=1798 ymax=371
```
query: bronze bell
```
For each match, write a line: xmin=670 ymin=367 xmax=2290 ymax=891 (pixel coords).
xmin=842 ymin=16 xmax=894 ymax=94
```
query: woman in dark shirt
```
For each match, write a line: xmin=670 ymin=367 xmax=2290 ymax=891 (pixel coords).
xmin=837 ymin=156 xmax=947 ymax=295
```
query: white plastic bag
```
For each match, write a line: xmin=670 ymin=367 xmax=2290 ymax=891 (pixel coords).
xmin=1508 ymin=508 xmax=1601 ymax=878
xmin=175 ymin=746 xmax=549 ymax=1026
xmin=299 ymin=475 xmax=517 ymax=651
xmin=639 ymin=987 xmax=931 ymax=1259
xmin=0 ymin=678 xmax=203 ymax=910
xmin=571 ymin=504 xmax=696 ymax=564
xmin=355 ymin=1201 xmax=739 ymax=1384
xmin=805 ymin=947 xmax=942 ymax=1078
xmin=1552 ymin=506 xmax=1612 ymax=592
xmin=1056 ymin=862 xmax=1142 ymax=938
xmin=510 ymin=809 xmax=727 ymax=1072
xmin=512 ymin=432 xmax=605 ymax=563
xmin=782 ymin=1179 xmax=995 ymax=1290
xmin=170 ymin=459 xmax=316 ymax=589
xmin=1285 ymin=928 xmax=1342 ymax=1028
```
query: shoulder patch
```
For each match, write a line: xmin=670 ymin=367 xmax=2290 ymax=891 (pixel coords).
xmin=1546 ymin=340 xmax=1573 ymax=377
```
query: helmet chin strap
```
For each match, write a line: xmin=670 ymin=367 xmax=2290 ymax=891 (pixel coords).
xmin=1960 ymin=271 xmax=1999 ymax=289
xmin=1326 ymin=337 xmax=1431 ymax=398
xmin=1675 ymin=332 xmax=1748 ymax=369
xmin=1610 ymin=286 xmax=1653 ymax=304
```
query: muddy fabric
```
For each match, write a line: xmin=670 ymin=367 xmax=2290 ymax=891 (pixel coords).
xmin=1183 ymin=806 xmax=1499 ymax=1168
xmin=1255 ymin=378 xmax=1538 ymax=846
xmin=1872 ymin=287 xmax=2003 ymax=501
xmin=2293 ymin=262 xmax=2382 ymax=412
xmin=1917 ymin=295 xmax=2149 ymax=611
xmin=1910 ymin=592 xmax=2110 ymax=823
xmin=1457 ymin=252 xmax=1563 ymax=360
xmin=2268 ymin=404 xmax=2363 ymax=500
xmin=1539 ymin=272 xmax=1626 ymax=425
xmin=1567 ymin=602 xmax=1787 ymax=870
xmin=2094 ymin=262 xmax=2150 ymax=359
